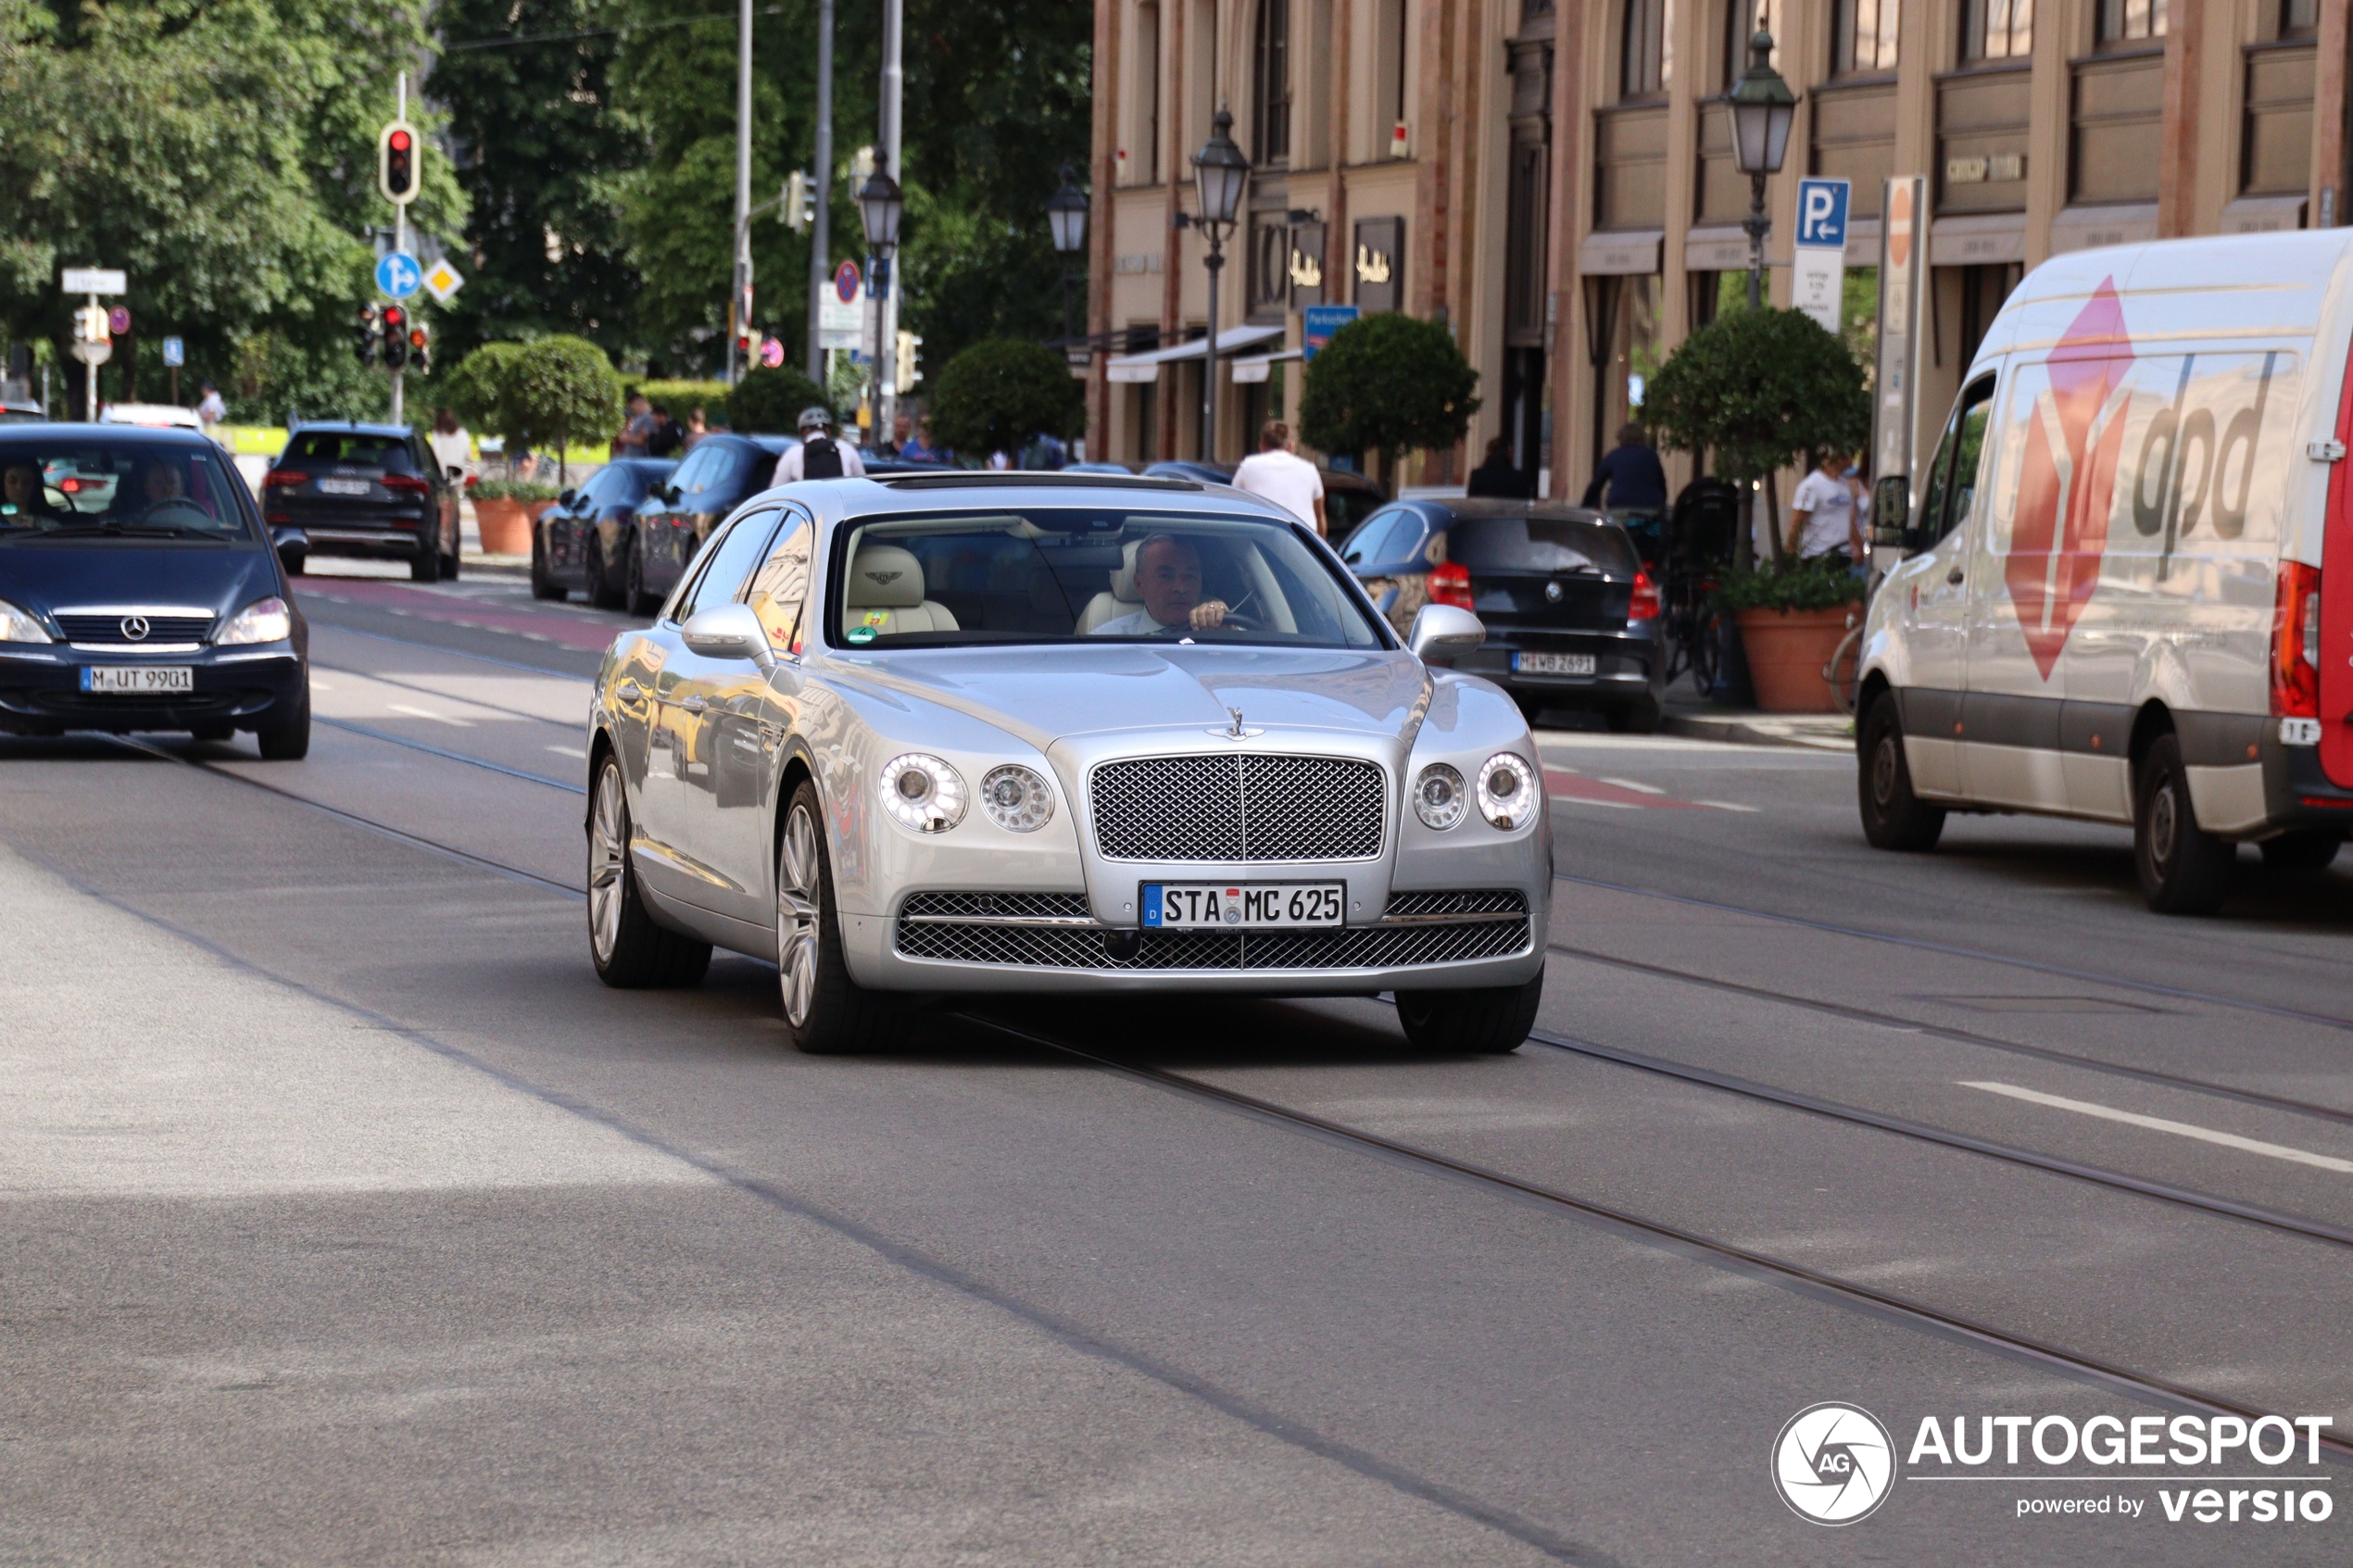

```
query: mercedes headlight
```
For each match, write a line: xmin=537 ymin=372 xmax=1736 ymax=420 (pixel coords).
xmin=0 ymin=596 xmax=49 ymax=644
xmin=217 ymin=596 xmax=293 ymax=646
xmin=877 ymin=752 xmax=966 ymax=834
xmin=979 ymin=764 xmax=1055 ymax=833
xmin=1477 ymin=751 xmax=1538 ymax=830
xmin=1412 ymin=763 xmax=1467 ymax=830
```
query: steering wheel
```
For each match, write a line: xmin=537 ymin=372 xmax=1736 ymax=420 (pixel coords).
xmin=133 ymin=497 xmax=213 ymax=528
xmin=1152 ymin=609 xmax=1260 ymax=633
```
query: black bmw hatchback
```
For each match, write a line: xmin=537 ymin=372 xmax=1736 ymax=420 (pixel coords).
xmin=0 ymin=425 xmax=309 ymax=756
xmin=261 ymin=421 xmax=461 ymax=583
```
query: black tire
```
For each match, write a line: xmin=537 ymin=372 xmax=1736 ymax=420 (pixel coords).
xmin=1857 ymin=694 xmax=1944 ymax=852
xmin=2133 ymin=732 xmax=2235 ymax=915
xmin=283 ymin=552 xmax=306 ymax=577
xmin=2260 ymin=829 xmax=2342 ymax=874
xmin=440 ymin=513 xmax=461 ymax=580
xmin=255 ymin=684 xmax=311 ymax=760
xmin=586 ymin=533 xmax=624 ymax=610
xmin=530 ymin=533 xmax=567 ymax=600
xmin=409 ymin=529 xmax=440 ymax=583
xmin=1394 ymin=972 xmax=1543 ymax=1054
xmin=774 ymin=778 xmax=903 ymax=1053
xmin=1605 ymin=696 xmax=1663 ymax=734
xmin=623 ymin=536 xmax=663 ymax=619
xmin=586 ymin=754 xmax=712 ymax=987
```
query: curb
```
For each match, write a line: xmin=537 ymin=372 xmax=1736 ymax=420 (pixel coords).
xmin=1661 ymin=709 xmax=1855 ymax=752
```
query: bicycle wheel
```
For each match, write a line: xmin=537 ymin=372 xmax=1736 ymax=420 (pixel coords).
xmin=1688 ymin=609 xmax=1723 ymax=696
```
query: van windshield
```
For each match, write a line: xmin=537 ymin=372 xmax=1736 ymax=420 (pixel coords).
xmin=0 ymin=439 xmax=254 ymax=540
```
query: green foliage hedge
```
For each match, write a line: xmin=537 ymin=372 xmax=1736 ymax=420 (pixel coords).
xmin=1713 ymin=561 xmax=1867 ymax=612
xmin=925 ymin=339 xmax=1081 ymax=458
xmin=1298 ymin=313 xmax=1480 ymax=468
xmin=1642 ymin=307 xmax=1869 ymax=484
xmin=630 ymin=379 xmax=731 ymax=422
xmin=725 ymin=366 xmax=832 ymax=437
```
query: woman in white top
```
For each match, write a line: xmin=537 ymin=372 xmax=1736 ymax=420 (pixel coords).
xmin=1786 ymin=451 xmax=1862 ymax=567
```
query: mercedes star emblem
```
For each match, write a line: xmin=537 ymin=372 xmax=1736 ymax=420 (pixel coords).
xmin=120 ymin=616 xmax=151 ymax=641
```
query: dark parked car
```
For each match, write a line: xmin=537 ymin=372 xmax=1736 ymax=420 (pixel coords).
xmin=0 ymin=425 xmax=310 ymax=755
xmin=261 ymin=421 xmax=461 ymax=583
xmin=530 ymin=457 xmax=678 ymax=608
xmin=1140 ymin=458 xmax=1385 ymax=542
xmin=617 ymin=433 xmax=796 ymax=616
xmin=0 ymin=398 xmax=44 ymax=423
xmin=1339 ymin=498 xmax=1664 ymax=732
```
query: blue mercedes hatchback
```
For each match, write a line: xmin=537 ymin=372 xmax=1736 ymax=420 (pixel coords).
xmin=0 ymin=425 xmax=309 ymax=757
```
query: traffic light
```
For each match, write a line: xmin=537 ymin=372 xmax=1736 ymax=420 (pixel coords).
xmin=408 ymin=320 xmax=431 ymax=376
xmin=356 ymin=303 xmax=382 ymax=367
xmin=784 ymin=170 xmax=809 ymax=233
xmin=379 ymin=121 xmax=420 ymax=206
xmin=381 ymin=304 xmax=408 ymax=370
xmin=72 ymin=304 xmax=109 ymax=344
xmin=895 ymin=331 xmax=922 ymax=388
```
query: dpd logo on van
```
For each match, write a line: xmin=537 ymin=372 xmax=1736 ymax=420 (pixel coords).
xmin=1772 ymin=1402 xmax=1897 ymax=1524
xmin=2007 ymin=280 xmax=2133 ymax=680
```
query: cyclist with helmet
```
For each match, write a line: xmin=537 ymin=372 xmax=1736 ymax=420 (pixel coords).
xmin=774 ymin=406 xmax=866 ymax=482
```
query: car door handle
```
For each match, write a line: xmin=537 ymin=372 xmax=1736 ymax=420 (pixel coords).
xmin=1947 ymin=567 xmax=1965 ymax=584
xmin=615 ymin=680 xmax=644 ymax=704
xmin=678 ymin=696 xmax=708 ymax=714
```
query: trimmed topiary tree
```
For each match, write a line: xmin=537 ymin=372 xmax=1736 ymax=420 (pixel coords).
xmin=443 ymin=342 xmax=528 ymax=458
xmin=1641 ymin=306 xmax=1869 ymax=568
xmin=725 ymin=365 xmax=832 ymax=437
xmin=1297 ymin=313 xmax=1480 ymax=484
xmin=510 ymin=335 xmax=623 ymax=486
xmin=926 ymin=339 xmax=1082 ymax=461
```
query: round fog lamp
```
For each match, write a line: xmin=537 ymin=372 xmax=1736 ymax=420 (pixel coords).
xmin=1413 ymin=763 xmax=1467 ymax=830
xmin=877 ymin=752 xmax=966 ymax=834
xmin=979 ymin=764 xmax=1056 ymax=832
xmin=1477 ymin=751 xmax=1538 ymax=830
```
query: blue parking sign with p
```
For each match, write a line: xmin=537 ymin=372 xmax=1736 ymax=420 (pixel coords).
xmin=1795 ymin=179 xmax=1850 ymax=250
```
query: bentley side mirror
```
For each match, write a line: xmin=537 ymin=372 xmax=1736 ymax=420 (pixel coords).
xmin=680 ymin=602 xmax=774 ymax=669
xmin=269 ymin=524 xmax=308 ymax=576
xmin=1870 ymin=475 xmax=1910 ymax=550
xmin=1407 ymin=603 xmax=1485 ymax=667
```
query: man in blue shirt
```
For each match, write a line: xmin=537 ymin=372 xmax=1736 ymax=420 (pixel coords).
xmin=1581 ymin=422 xmax=1668 ymax=511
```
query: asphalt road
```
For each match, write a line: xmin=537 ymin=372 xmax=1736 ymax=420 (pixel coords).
xmin=4 ymin=564 xmax=2348 ymax=1566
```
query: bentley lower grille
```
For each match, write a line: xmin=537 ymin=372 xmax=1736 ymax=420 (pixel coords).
xmin=1088 ymin=753 xmax=1387 ymax=861
xmin=894 ymin=889 xmax=1529 ymax=972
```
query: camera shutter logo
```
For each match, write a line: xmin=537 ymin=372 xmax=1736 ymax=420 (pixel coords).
xmin=1772 ymin=1402 xmax=1896 ymax=1524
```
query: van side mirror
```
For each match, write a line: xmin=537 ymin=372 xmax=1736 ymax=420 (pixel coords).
xmin=1407 ymin=604 xmax=1485 ymax=666
xmin=1870 ymin=475 xmax=1910 ymax=550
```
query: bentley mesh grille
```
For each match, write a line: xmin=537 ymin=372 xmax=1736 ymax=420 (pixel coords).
xmin=900 ymin=891 xmax=1093 ymax=921
xmin=894 ymin=913 xmax=1529 ymax=971
xmin=1088 ymin=754 xmax=1387 ymax=861
xmin=57 ymin=614 xmax=215 ymax=645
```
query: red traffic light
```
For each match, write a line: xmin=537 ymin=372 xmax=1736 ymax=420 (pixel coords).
xmin=383 ymin=305 xmax=406 ymax=329
xmin=390 ymin=130 xmax=411 ymax=153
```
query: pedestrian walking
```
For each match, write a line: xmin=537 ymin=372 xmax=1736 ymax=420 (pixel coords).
xmin=612 ymin=393 xmax=653 ymax=458
xmin=774 ymin=407 xmax=866 ymax=482
xmin=646 ymin=406 xmax=683 ymax=458
xmin=195 ymin=381 xmax=227 ymax=438
xmin=427 ymin=408 xmax=472 ymax=480
xmin=900 ymin=416 xmax=948 ymax=465
xmin=1788 ymin=451 xmax=1864 ymax=568
xmin=1580 ymin=423 xmax=1668 ymax=511
xmin=1232 ymin=420 xmax=1327 ymax=535
xmin=1466 ymin=435 xmax=1534 ymax=499
xmin=683 ymin=407 xmax=710 ymax=450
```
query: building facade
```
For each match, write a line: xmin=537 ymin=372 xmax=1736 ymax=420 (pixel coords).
xmin=1085 ymin=0 xmax=2349 ymax=495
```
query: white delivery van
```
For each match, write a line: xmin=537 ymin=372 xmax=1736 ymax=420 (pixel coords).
xmin=1856 ymin=228 xmax=2353 ymax=915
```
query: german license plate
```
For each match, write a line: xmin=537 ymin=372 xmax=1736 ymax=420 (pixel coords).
xmin=318 ymin=479 xmax=371 ymax=495
xmin=82 ymin=666 xmax=192 ymax=695
xmin=1142 ymin=882 xmax=1344 ymax=929
xmin=1516 ymin=651 xmax=1596 ymax=675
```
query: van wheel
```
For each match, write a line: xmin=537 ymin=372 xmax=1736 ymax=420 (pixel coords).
xmin=2134 ymin=733 xmax=2234 ymax=915
xmin=2259 ymin=830 xmax=2342 ymax=873
xmin=1394 ymin=973 xmax=1542 ymax=1054
xmin=587 ymin=756 xmax=711 ymax=987
xmin=1857 ymin=696 xmax=1944 ymax=851
xmin=775 ymin=780 xmax=902 ymax=1053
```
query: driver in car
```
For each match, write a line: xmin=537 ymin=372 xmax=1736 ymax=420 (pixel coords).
xmin=1088 ymin=533 xmax=1231 ymax=635
xmin=0 ymin=462 xmax=53 ymax=524
xmin=139 ymin=460 xmax=185 ymax=505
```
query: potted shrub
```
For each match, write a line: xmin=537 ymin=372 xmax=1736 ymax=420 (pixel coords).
xmin=469 ymin=477 xmax=556 ymax=556
xmin=1715 ymin=563 xmax=1867 ymax=712
xmin=1298 ymin=313 xmax=1480 ymax=492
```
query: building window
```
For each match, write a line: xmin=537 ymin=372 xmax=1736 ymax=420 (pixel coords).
xmin=1723 ymin=0 xmax=1774 ymax=91
xmin=1960 ymin=0 xmax=2031 ymax=62
xmin=1375 ymin=0 xmax=1408 ymax=154
xmin=2095 ymin=0 xmax=2163 ymax=44
xmin=1253 ymin=0 xmax=1290 ymax=164
xmin=1136 ymin=2 xmax=1161 ymax=182
xmin=1833 ymin=0 xmax=1897 ymax=72
xmin=1622 ymin=0 xmax=1673 ymax=96
xmin=2280 ymin=0 xmax=2317 ymax=36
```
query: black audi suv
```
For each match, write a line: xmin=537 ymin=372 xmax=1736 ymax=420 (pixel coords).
xmin=261 ymin=421 xmax=462 ymax=583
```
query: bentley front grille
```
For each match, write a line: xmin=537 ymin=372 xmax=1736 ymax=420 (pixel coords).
xmin=1088 ymin=753 xmax=1387 ymax=862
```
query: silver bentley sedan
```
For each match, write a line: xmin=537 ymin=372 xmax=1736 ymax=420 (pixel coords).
xmin=584 ymin=473 xmax=1551 ymax=1054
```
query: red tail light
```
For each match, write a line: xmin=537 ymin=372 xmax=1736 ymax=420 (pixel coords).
xmin=262 ymin=470 xmax=308 ymax=489
xmin=1629 ymin=569 xmax=1661 ymax=621
xmin=381 ymin=473 xmax=430 ymax=495
xmin=2273 ymin=559 xmax=2322 ymax=718
xmin=1429 ymin=560 xmax=1473 ymax=609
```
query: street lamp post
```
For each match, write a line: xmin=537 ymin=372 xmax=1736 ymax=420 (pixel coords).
xmin=1726 ymin=29 xmax=1796 ymax=311
xmin=857 ymin=159 xmax=905 ymax=438
xmin=1047 ymin=164 xmax=1089 ymax=362
xmin=1189 ymin=108 xmax=1249 ymax=463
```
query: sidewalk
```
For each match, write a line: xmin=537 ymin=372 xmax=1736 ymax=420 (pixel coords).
xmin=1660 ymin=703 xmax=1854 ymax=752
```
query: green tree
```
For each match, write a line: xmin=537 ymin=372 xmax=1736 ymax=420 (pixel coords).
xmin=725 ymin=364 xmax=831 ymax=436
xmin=925 ymin=338 xmax=1079 ymax=458
xmin=1297 ymin=314 xmax=1480 ymax=481
xmin=1641 ymin=306 xmax=1869 ymax=568
xmin=510 ymin=335 xmax=623 ymax=483
xmin=442 ymin=341 xmax=529 ymax=450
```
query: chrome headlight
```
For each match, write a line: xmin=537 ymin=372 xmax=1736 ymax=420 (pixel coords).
xmin=979 ymin=764 xmax=1055 ymax=833
xmin=217 ymin=596 xmax=292 ymax=646
xmin=877 ymin=752 xmax=966 ymax=834
xmin=0 ymin=596 xmax=50 ymax=644
xmin=1412 ymin=763 xmax=1467 ymax=830
xmin=1477 ymin=751 xmax=1539 ymax=830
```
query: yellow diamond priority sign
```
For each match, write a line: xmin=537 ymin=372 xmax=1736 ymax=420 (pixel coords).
xmin=422 ymin=260 xmax=465 ymax=304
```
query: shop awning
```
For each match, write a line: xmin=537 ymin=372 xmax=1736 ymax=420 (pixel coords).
xmin=1103 ymin=325 xmax=1284 ymax=383
xmin=1229 ymin=346 xmax=1303 ymax=384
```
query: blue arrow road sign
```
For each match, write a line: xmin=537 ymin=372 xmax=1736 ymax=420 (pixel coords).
xmin=375 ymin=252 xmax=423 ymax=299
xmin=1795 ymin=179 xmax=1851 ymax=250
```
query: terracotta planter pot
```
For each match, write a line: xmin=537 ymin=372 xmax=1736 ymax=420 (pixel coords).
xmin=1733 ymin=605 xmax=1859 ymax=713
xmin=523 ymin=499 xmax=556 ymax=522
xmin=474 ymin=498 xmax=533 ymax=557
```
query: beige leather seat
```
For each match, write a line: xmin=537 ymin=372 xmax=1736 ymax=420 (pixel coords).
xmin=1075 ymin=538 xmax=1147 ymax=633
xmin=844 ymin=545 xmax=959 ymax=635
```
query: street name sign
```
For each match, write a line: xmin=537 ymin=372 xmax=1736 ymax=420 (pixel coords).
xmin=61 ymin=268 xmax=126 ymax=295
xmin=375 ymin=252 xmax=423 ymax=299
